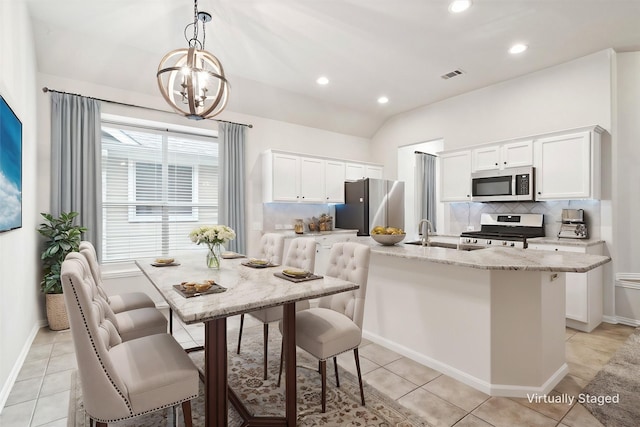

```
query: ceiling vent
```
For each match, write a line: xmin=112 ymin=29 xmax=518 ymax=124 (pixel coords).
xmin=441 ymin=69 xmax=465 ymax=80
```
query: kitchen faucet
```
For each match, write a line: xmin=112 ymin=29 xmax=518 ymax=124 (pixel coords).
xmin=418 ymin=219 xmax=433 ymax=246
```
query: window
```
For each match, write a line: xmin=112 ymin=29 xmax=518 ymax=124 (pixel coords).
xmin=101 ymin=122 xmax=218 ymax=262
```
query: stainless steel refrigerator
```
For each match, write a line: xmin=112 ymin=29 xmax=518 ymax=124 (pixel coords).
xmin=335 ymin=179 xmax=404 ymax=236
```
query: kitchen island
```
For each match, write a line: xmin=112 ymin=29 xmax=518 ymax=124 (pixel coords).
xmin=361 ymin=241 xmax=610 ymax=397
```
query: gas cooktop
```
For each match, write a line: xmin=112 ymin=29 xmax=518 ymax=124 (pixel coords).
xmin=459 ymin=213 xmax=545 ymax=249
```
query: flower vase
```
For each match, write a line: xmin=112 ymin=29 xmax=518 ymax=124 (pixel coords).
xmin=206 ymin=243 xmax=222 ymax=269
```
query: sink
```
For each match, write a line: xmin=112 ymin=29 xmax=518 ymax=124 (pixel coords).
xmin=404 ymin=241 xmax=485 ymax=251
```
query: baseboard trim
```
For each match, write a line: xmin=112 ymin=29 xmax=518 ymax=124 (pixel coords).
xmin=613 ymin=315 xmax=640 ymax=327
xmin=362 ymin=330 xmax=568 ymax=398
xmin=0 ymin=322 xmax=43 ymax=413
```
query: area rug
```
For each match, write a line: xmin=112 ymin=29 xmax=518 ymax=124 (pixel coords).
xmin=68 ymin=325 xmax=430 ymax=426
xmin=582 ymin=327 xmax=640 ymax=427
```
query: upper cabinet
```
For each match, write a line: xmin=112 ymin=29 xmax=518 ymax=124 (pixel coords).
xmin=440 ymin=150 xmax=471 ymax=202
xmin=345 ymin=163 xmax=383 ymax=181
xmin=472 ymin=140 xmax=533 ymax=171
xmin=534 ymin=126 xmax=603 ymax=200
xmin=439 ymin=125 xmax=605 ymax=202
xmin=263 ymin=150 xmax=381 ymax=203
xmin=324 ymin=160 xmax=346 ymax=203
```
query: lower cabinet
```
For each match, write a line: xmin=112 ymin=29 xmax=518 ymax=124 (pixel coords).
xmin=528 ymin=242 xmax=604 ymax=332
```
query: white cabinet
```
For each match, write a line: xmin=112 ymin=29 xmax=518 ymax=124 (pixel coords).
xmin=345 ymin=162 xmax=384 ymax=181
xmin=503 ymin=140 xmax=534 ymax=168
xmin=345 ymin=163 xmax=365 ymax=181
xmin=472 ymin=146 xmax=501 ymax=171
xmin=263 ymin=150 xmax=377 ymax=203
xmin=440 ymin=150 xmax=471 ymax=202
xmin=324 ymin=160 xmax=345 ymax=203
xmin=299 ymin=157 xmax=325 ymax=202
xmin=270 ymin=152 xmax=300 ymax=202
xmin=527 ymin=242 xmax=604 ymax=332
xmin=365 ymin=164 xmax=383 ymax=179
xmin=472 ymin=140 xmax=533 ymax=171
xmin=534 ymin=127 xmax=602 ymax=200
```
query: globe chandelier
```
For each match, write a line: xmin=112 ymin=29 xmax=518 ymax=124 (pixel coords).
xmin=157 ymin=0 xmax=229 ymax=120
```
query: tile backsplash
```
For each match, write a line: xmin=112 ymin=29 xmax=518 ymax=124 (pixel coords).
xmin=263 ymin=203 xmax=335 ymax=231
xmin=447 ymin=200 xmax=601 ymax=239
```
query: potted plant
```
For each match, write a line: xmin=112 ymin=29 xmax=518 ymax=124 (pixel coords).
xmin=37 ymin=211 xmax=87 ymax=330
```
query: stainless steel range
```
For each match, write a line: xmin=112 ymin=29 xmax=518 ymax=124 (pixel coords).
xmin=459 ymin=213 xmax=544 ymax=249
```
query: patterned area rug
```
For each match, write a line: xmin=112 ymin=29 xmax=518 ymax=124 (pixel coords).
xmin=68 ymin=324 xmax=430 ymax=426
xmin=582 ymin=327 xmax=640 ymax=427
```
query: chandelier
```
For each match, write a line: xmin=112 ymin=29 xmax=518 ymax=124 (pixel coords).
xmin=157 ymin=0 xmax=229 ymax=120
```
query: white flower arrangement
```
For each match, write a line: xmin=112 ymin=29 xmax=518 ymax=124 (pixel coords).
xmin=189 ymin=225 xmax=236 ymax=249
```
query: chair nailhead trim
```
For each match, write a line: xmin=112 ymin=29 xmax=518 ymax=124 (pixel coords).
xmin=69 ymin=275 xmax=133 ymax=416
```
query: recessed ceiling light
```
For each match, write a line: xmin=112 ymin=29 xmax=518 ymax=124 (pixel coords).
xmin=448 ymin=0 xmax=472 ymax=13
xmin=509 ymin=43 xmax=528 ymax=54
xmin=377 ymin=96 xmax=389 ymax=104
xmin=316 ymin=76 xmax=329 ymax=85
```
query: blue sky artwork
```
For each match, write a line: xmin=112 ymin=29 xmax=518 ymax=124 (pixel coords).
xmin=0 ymin=95 xmax=22 ymax=232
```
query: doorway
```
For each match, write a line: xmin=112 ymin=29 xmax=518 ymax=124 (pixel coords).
xmin=397 ymin=139 xmax=444 ymax=239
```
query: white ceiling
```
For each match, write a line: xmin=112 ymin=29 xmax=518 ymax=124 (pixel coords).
xmin=26 ymin=0 xmax=640 ymax=137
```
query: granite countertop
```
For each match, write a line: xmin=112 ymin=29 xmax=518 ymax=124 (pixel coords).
xmin=271 ymin=228 xmax=359 ymax=238
xmin=360 ymin=239 xmax=610 ymax=273
xmin=527 ymin=237 xmax=605 ymax=247
xmin=135 ymin=256 xmax=358 ymax=324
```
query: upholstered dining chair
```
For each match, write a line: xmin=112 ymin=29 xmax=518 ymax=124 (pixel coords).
xmin=79 ymin=241 xmax=157 ymax=313
xmin=237 ymin=237 xmax=317 ymax=379
xmin=61 ymin=254 xmax=199 ymax=427
xmin=66 ymin=252 xmax=167 ymax=342
xmin=279 ymin=241 xmax=371 ymax=412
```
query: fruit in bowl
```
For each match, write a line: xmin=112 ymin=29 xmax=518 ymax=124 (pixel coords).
xmin=370 ymin=226 xmax=406 ymax=245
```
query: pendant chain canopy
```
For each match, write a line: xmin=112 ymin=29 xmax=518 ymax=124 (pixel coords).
xmin=157 ymin=0 xmax=229 ymax=120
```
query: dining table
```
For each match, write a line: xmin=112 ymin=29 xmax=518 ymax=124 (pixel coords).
xmin=135 ymin=254 xmax=359 ymax=427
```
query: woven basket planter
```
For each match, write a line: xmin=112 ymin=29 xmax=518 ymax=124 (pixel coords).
xmin=46 ymin=293 xmax=69 ymax=331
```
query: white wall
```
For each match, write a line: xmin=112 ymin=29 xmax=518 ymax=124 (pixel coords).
xmin=372 ymin=50 xmax=613 ymax=179
xmin=613 ymin=52 xmax=640 ymax=323
xmin=35 ymin=74 xmax=372 ymax=263
xmin=0 ymin=0 xmax=41 ymax=410
xmin=371 ymin=49 xmax=615 ymax=318
xmin=614 ymin=52 xmax=640 ymax=274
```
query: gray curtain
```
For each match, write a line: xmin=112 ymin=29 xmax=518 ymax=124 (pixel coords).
xmin=415 ymin=152 xmax=437 ymax=232
xmin=219 ymin=122 xmax=247 ymax=254
xmin=50 ymin=93 xmax=102 ymax=256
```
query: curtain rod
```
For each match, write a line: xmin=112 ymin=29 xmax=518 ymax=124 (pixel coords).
xmin=41 ymin=87 xmax=253 ymax=129
xmin=414 ymin=150 xmax=436 ymax=156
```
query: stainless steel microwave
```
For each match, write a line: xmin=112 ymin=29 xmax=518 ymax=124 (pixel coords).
xmin=471 ymin=167 xmax=534 ymax=202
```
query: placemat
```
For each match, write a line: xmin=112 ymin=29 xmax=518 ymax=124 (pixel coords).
xmin=172 ymin=283 xmax=226 ymax=298
xmin=221 ymin=252 xmax=246 ymax=259
xmin=241 ymin=261 xmax=279 ymax=269
xmin=273 ymin=272 xmax=323 ymax=283
xmin=151 ymin=261 xmax=181 ymax=267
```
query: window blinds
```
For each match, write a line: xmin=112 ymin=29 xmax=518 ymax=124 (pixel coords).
xmin=101 ymin=123 xmax=218 ymax=262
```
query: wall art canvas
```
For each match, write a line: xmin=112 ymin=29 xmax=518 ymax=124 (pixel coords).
xmin=0 ymin=94 xmax=22 ymax=232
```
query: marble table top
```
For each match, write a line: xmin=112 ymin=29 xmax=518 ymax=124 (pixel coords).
xmin=364 ymin=242 xmax=610 ymax=273
xmin=135 ymin=256 xmax=359 ymax=324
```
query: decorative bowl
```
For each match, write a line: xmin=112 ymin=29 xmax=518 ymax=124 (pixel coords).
xmin=370 ymin=233 xmax=406 ymax=246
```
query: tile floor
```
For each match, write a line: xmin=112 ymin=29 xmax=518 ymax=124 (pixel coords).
xmin=1 ymin=318 xmax=634 ymax=427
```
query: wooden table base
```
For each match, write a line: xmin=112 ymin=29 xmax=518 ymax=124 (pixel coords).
xmin=204 ymin=303 xmax=297 ymax=427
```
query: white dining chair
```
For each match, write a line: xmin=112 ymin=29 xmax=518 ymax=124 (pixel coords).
xmin=79 ymin=241 xmax=157 ymax=313
xmin=237 ymin=237 xmax=317 ymax=379
xmin=279 ymin=241 xmax=371 ymax=412
xmin=67 ymin=252 xmax=167 ymax=341
xmin=61 ymin=253 xmax=199 ymax=427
